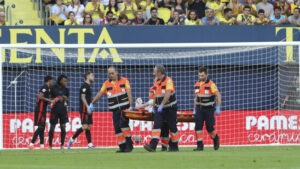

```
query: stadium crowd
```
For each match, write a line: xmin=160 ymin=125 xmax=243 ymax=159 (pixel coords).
xmin=43 ymin=0 xmax=300 ymax=25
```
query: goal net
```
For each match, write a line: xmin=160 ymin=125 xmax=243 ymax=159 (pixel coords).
xmin=0 ymin=43 xmax=299 ymax=149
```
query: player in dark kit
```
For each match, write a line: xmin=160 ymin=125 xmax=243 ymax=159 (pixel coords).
xmin=29 ymin=76 xmax=53 ymax=150
xmin=68 ymin=72 xmax=96 ymax=149
xmin=48 ymin=75 xmax=70 ymax=150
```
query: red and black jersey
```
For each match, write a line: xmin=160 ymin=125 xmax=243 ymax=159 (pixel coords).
xmin=34 ymin=85 xmax=51 ymax=113
xmin=79 ymin=82 xmax=92 ymax=114
xmin=50 ymin=84 xmax=69 ymax=113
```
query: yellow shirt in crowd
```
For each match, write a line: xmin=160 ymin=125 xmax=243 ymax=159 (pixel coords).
xmin=85 ymin=2 xmax=105 ymax=19
xmin=120 ymin=3 xmax=138 ymax=20
xmin=184 ymin=19 xmax=202 ymax=25
xmin=219 ymin=17 xmax=234 ymax=25
xmin=105 ymin=7 xmax=120 ymax=17
xmin=237 ymin=14 xmax=256 ymax=25
xmin=211 ymin=2 xmax=226 ymax=19
xmin=64 ymin=19 xmax=80 ymax=25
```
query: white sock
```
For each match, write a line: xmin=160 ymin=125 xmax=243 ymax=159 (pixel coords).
xmin=70 ymin=137 xmax=74 ymax=142
xmin=40 ymin=144 xmax=44 ymax=148
xmin=88 ymin=143 xmax=93 ymax=147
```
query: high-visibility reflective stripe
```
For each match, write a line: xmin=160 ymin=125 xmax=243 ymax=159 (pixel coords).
xmin=170 ymin=132 xmax=179 ymax=142
xmin=161 ymin=137 xmax=169 ymax=141
xmin=109 ymin=101 xmax=130 ymax=109
xmin=162 ymin=139 xmax=169 ymax=146
xmin=151 ymin=129 xmax=161 ymax=139
xmin=196 ymin=130 xmax=203 ymax=140
xmin=197 ymin=94 xmax=213 ymax=98
xmin=163 ymin=100 xmax=177 ymax=108
xmin=116 ymin=133 xmax=126 ymax=145
xmin=196 ymin=102 xmax=215 ymax=106
xmin=155 ymin=92 xmax=175 ymax=98
xmin=121 ymin=127 xmax=132 ymax=137
xmin=107 ymin=91 xmax=127 ymax=99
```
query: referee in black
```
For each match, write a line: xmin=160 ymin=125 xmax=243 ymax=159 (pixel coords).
xmin=68 ymin=72 xmax=96 ymax=149
xmin=49 ymin=75 xmax=70 ymax=150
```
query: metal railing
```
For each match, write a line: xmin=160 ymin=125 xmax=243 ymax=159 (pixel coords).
xmin=5 ymin=5 xmax=12 ymax=25
xmin=32 ymin=0 xmax=44 ymax=25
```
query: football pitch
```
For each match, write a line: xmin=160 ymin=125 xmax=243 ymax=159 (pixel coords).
xmin=0 ymin=146 xmax=299 ymax=169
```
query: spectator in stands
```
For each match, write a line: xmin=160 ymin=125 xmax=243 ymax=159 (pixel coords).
xmin=172 ymin=0 xmax=187 ymax=16
xmin=227 ymin=0 xmax=243 ymax=17
xmin=202 ymin=8 xmax=220 ymax=25
xmin=44 ymin=0 xmax=56 ymax=5
xmin=206 ymin=0 xmax=215 ymax=8
xmin=63 ymin=0 xmax=72 ymax=6
xmin=135 ymin=0 xmax=143 ymax=11
xmin=132 ymin=11 xmax=146 ymax=25
xmin=256 ymin=0 xmax=273 ymax=18
xmin=243 ymin=0 xmax=257 ymax=16
xmin=120 ymin=0 xmax=138 ymax=20
xmin=83 ymin=13 xmax=94 ymax=25
xmin=219 ymin=8 xmax=236 ymax=25
xmin=118 ymin=14 xmax=132 ymax=25
xmin=85 ymin=0 xmax=105 ymax=25
xmin=64 ymin=11 xmax=80 ymax=25
xmin=159 ymin=0 xmax=174 ymax=10
xmin=105 ymin=0 xmax=120 ymax=19
xmin=255 ymin=9 xmax=270 ymax=24
xmin=184 ymin=9 xmax=202 ymax=25
xmin=140 ymin=0 xmax=158 ymax=19
xmin=67 ymin=0 xmax=85 ymax=23
xmin=290 ymin=0 xmax=300 ymax=15
xmin=146 ymin=7 xmax=165 ymax=25
xmin=237 ymin=5 xmax=256 ymax=25
xmin=188 ymin=0 xmax=206 ymax=19
xmin=168 ymin=10 xmax=185 ymax=25
xmin=273 ymin=0 xmax=291 ymax=16
xmin=211 ymin=0 xmax=226 ymax=19
xmin=288 ymin=7 xmax=300 ymax=25
xmin=0 ymin=12 xmax=5 ymax=26
xmin=50 ymin=0 xmax=68 ymax=25
xmin=102 ymin=11 xmax=118 ymax=25
xmin=270 ymin=6 xmax=287 ymax=25
xmin=101 ymin=0 xmax=110 ymax=8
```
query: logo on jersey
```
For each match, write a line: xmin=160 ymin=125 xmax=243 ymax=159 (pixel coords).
xmin=82 ymin=88 xmax=86 ymax=92
xmin=42 ymin=88 xmax=46 ymax=92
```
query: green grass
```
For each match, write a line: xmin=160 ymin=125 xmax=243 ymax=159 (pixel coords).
xmin=0 ymin=146 xmax=300 ymax=169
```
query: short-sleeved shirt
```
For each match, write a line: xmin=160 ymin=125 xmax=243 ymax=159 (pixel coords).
xmin=219 ymin=17 xmax=234 ymax=25
xmin=184 ymin=19 xmax=202 ymax=25
xmin=35 ymin=85 xmax=51 ymax=113
xmin=237 ymin=14 xmax=256 ymax=25
xmin=202 ymin=17 xmax=220 ymax=25
xmin=100 ymin=78 xmax=131 ymax=94
xmin=51 ymin=4 xmax=68 ymax=20
xmin=270 ymin=14 xmax=285 ymax=23
xmin=256 ymin=18 xmax=269 ymax=25
xmin=188 ymin=1 xmax=206 ymax=19
xmin=211 ymin=2 xmax=225 ymax=19
xmin=288 ymin=15 xmax=300 ymax=24
xmin=79 ymin=82 xmax=92 ymax=113
xmin=105 ymin=7 xmax=120 ymax=17
xmin=147 ymin=18 xmax=165 ymax=25
xmin=64 ymin=19 xmax=80 ymax=25
xmin=51 ymin=85 xmax=69 ymax=113
xmin=256 ymin=2 xmax=274 ymax=16
xmin=67 ymin=4 xmax=85 ymax=21
xmin=85 ymin=2 xmax=105 ymax=19
xmin=120 ymin=3 xmax=138 ymax=20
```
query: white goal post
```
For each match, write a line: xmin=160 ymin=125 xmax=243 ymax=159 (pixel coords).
xmin=1 ymin=42 xmax=300 ymax=149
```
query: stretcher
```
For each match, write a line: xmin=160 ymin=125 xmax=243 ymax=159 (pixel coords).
xmin=124 ymin=109 xmax=195 ymax=122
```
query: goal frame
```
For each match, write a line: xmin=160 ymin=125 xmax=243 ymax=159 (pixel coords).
xmin=0 ymin=41 xmax=300 ymax=149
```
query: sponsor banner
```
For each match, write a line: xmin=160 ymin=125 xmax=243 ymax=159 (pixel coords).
xmin=0 ymin=26 xmax=299 ymax=66
xmin=3 ymin=110 xmax=300 ymax=148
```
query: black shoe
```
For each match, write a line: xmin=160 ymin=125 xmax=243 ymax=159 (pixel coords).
xmin=161 ymin=146 xmax=168 ymax=152
xmin=193 ymin=146 xmax=204 ymax=151
xmin=116 ymin=148 xmax=131 ymax=153
xmin=144 ymin=144 xmax=155 ymax=152
xmin=169 ymin=146 xmax=179 ymax=152
xmin=213 ymin=135 xmax=220 ymax=150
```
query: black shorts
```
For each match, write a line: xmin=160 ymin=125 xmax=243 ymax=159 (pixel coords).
xmin=34 ymin=110 xmax=46 ymax=127
xmin=50 ymin=110 xmax=69 ymax=125
xmin=80 ymin=112 xmax=93 ymax=125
